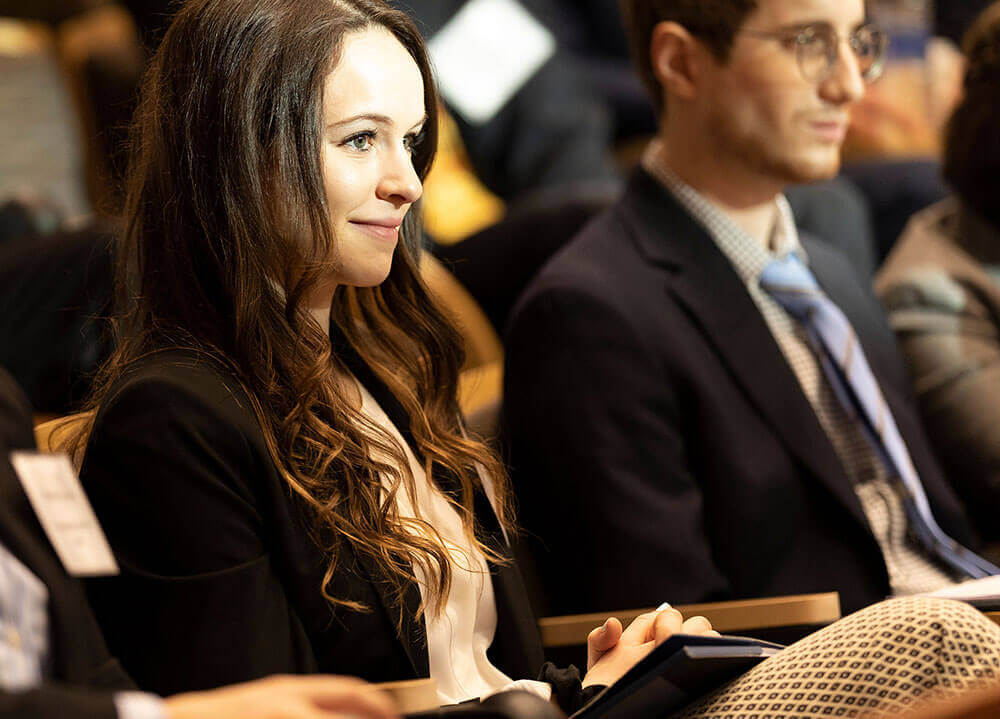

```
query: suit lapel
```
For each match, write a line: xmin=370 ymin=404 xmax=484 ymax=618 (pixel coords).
xmin=620 ymin=170 xmax=871 ymax=530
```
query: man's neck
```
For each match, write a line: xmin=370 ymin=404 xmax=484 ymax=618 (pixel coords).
xmin=653 ymin=132 xmax=783 ymax=248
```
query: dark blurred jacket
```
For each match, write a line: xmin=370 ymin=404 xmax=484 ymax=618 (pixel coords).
xmin=0 ymin=367 xmax=135 ymax=719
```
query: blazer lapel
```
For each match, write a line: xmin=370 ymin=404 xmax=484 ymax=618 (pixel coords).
xmin=349 ymin=548 xmax=428 ymax=678
xmin=331 ymin=330 xmax=542 ymax=680
xmin=328 ymin=333 xmax=429 ymax=678
xmin=620 ymin=170 xmax=871 ymax=530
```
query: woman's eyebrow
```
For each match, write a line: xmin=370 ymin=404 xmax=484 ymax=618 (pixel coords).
xmin=327 ymin=112 xmax=429 ymax=131
xmin=327 ymin=112 xmax=392 ymax=129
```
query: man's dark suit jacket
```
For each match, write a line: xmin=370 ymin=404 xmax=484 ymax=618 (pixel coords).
xmin=0 ymin=368 xmax=134 ymax=719
xmin=80 ymin=349 xmax=546 ymax=699
xmin=503 ymin=169 xmax=977 ymax=617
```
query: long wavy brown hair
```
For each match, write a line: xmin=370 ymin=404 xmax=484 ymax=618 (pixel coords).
xmin=80 ymin=0 xmax=515 ymax=621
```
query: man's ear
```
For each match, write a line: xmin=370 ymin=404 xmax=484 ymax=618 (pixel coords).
xmin=650 ymin=21 xmax=701 ymax=103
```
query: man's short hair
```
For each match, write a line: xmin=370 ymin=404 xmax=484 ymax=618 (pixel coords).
xmin=620 ymin=0 xmax=759 ymax=113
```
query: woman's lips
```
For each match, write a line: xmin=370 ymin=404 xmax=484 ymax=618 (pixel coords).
xmin=350 ymin=221 xmax=400 ymax=241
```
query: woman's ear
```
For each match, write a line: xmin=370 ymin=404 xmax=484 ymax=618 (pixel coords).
xmin=650 ymin=21 xmax=701 ymax=104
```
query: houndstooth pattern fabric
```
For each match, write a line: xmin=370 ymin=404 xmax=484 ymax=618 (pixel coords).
xmin=677 ymin=596 xmax=1000 ymax=718
xmin=641 ymin=142 xmax=955 ymax=596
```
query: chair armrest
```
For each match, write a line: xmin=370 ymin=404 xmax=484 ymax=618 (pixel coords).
xmin=375 ymin=678 xmax=439 ymax=714
xmin=538 ymin=592 xmax=842 ymax=648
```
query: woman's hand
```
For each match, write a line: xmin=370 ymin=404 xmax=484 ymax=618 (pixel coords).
xmin=163 ymin=675 xmax=399 ymax=719
xmin=582 ymin=607 xmax=719 ymax=688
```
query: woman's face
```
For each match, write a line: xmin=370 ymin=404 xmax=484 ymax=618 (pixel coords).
xmin=319 ymin=26 xmax=426 ymax=289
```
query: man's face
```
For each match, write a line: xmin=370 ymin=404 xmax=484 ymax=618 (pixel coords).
xmin=698 ymin=0 xmax=867 ymax=185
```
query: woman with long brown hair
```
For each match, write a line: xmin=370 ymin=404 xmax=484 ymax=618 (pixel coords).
xmin=76 ymin=0 xmax=693 ymax=710
xmin=77 ymin=0 xmax=1000 ymax=716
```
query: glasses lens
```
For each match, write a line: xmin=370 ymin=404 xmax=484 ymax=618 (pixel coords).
xmin=796 ymin=27 xmax=836 ymax=82
xmin=852 ymin=27 xmax=887 ymax=81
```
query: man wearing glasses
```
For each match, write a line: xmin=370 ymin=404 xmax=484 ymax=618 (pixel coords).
xmin=504 ymin=0 xmax=994 ymax=617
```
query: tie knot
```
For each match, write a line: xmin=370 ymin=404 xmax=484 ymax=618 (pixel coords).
xmin=759 ymin=253 xmax=823 ymax=319
xmin=760 ymin=253 xmax=817 ymax=291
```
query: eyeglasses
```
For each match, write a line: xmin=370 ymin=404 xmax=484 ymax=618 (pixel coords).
xmin=740 ymin=23 xmax=888 ymax=84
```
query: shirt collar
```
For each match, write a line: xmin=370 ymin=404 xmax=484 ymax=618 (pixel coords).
xmin=640 ymin=139 xmax=807 ymax=286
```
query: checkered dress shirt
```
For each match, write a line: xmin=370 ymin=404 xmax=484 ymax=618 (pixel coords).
xmin=642 ymin=140 xmax=955 ymax=595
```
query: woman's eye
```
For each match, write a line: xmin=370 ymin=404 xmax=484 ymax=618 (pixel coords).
xmin=403 ymin=133 xmax=421 ymax=155
xmin=345 ymin=132 xmax=375 ymax=151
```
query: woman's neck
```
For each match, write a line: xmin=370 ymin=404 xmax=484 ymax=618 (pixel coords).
xmin=308 ymin=304 xmax=332 ymax=337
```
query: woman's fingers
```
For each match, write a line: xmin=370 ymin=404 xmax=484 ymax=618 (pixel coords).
xmin=622 ymin=607 xmax=683 ymax=645
xmin=587 ymin=617 xmax=623 ymax=669
xmin=680 ymin=615 xmax=714 ymax=636
xmin=621 ymin=609 xmax=716 ymax=648
xmin=651 ymin=608 xmax=684 ymax=644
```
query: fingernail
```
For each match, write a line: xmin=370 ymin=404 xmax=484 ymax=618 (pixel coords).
xmin=657 ymin=602 xmax=672 ymax=611
xmin=601 ymin=619 xmax=609 ymax=631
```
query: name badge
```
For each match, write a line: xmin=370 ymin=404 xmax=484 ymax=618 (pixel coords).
xmin=9 ymin=451 xmax=119 ymax=577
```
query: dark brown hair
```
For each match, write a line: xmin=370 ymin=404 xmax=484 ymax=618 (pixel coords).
xmin=943 ymin=0 xmax=1000 ymax=230
xmin=82 ymin=0 xmax=514 ymax=620
xmin=619 ymin=0 xmax=758 ymax=113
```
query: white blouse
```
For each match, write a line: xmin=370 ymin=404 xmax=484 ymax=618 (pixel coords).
xmin=356 ymin=383 xmax=551 ymax=705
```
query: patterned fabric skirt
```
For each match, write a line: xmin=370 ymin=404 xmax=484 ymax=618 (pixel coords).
xmin=677 ymin=596 xmax=1000 ymax=718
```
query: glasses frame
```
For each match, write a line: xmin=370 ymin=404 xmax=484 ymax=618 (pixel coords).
xmin=740 ymin=23 xmax=889 ymax=84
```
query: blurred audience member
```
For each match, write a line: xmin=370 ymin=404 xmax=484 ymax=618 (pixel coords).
xmin=505 ymin=0 xmax=990 ymax=618
xmin=0 ymin=17 xmax=90 ymax=221
xmin=928 ymin=1 xmax=996 ymax=129
xmin=877 ymin=0 xmax=1000 ymax=542
xmin=0 ymin=225 xmax=114 ymax=414
xmin=936 ymin=0 xmax=998 ymax=44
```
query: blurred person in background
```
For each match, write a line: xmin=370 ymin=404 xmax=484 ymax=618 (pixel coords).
xmin=877 ymin=0 xmax=1000 ymax=546
xmin=928 ymin=0 xmax=996 ymax=126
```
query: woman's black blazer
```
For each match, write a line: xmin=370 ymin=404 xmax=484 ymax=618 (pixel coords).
xmin=80 ymin=349 xmax=545 ymax=698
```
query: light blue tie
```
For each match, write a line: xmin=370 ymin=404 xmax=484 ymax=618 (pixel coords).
xmin=760 ymin=253 xmax=998 ymax=579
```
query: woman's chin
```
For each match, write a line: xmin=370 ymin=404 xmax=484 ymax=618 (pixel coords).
xmin=338 ymin=263 xmax=394 ymax=289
